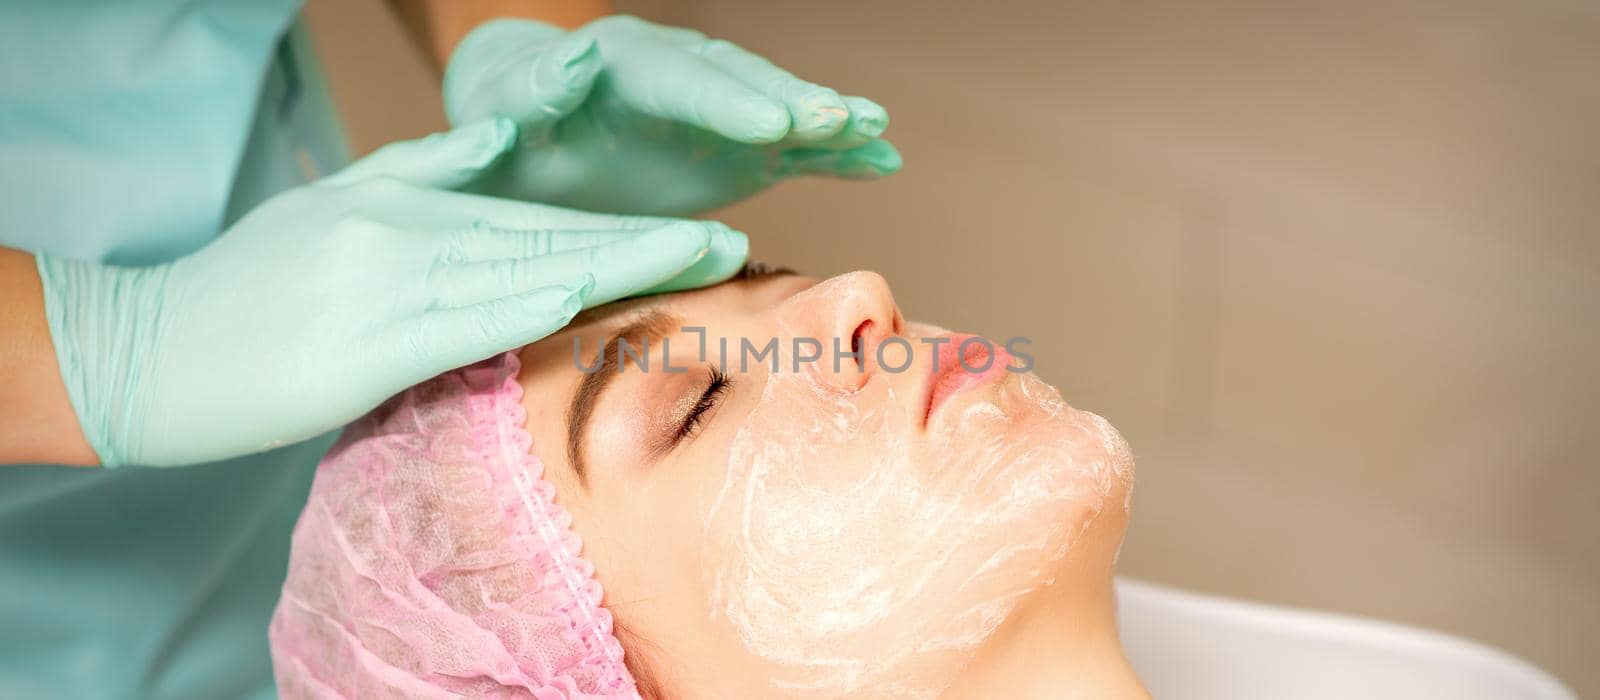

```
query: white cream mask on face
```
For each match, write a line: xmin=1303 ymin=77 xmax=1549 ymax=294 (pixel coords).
xmin=699 ymin=278 xmax=1135 ymax=698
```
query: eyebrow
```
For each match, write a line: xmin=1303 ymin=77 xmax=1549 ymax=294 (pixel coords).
xmin=732 ymin=260 xmax=798 ymax=280
xmin=564 ymin=263 xmax=800 ymax=486
xmin=567 ymin=308 xmax=684 ymax=486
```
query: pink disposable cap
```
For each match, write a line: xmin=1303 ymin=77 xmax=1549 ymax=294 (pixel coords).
xmin=269 ymin=352 xmax=639 ymax=699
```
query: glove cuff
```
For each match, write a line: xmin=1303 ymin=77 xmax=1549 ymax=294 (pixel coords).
xmin=35 ymin=254 xmax=170 ymax=468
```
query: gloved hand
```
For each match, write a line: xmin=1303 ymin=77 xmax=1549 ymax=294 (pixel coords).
xmin=37 ymin=118 xmax=747 ymax=467
xmin=443 ymin=15 xmax=902 ymax=216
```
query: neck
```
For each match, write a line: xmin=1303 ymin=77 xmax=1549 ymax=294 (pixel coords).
xmin=939 ymin=510 xmax=1149 ymax=700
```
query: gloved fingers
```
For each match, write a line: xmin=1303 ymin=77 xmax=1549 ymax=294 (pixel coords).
xmin=634 ymin=222 xmax=750 ymax=295
xmin=692 ymin=38 xmax=852 ymax=142
xmin=322 ymin=118 xmax=516 ymax=189
xmin=778 ymin=139 xmax=904 ymax=179
xmin=393 ymin=276 xmax=594 ymax=376
xmin=441 ymin=226 xmax=634 ymax=262
xmin=840 ymin=96 xmax=890 ymax=142
xmin=603 ymin=41 xmax=791 ymax=143
xmin=456 ymin=36 xmax=602 ymax=131
xmin=622 ymin=16 xmax=710 ymax=46
xmin=428 ymin=222 xmax=717 ymax=309
xmin=783 ymin=96 xmax=890 ymax=150
xmin=396 ymin=187 xmax=682 ymax=232
xmin=557 ymin=221 xmax=725 ymax=308
xmin=443 ymin=220 xmax=748 ymax=266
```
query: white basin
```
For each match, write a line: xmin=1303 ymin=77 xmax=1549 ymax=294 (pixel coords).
xmin=1116 ymin=578 xmax=1575 ymax=699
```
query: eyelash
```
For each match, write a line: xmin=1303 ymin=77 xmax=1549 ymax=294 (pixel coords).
xmin=677 ymin=367 xmax=732 ymax=443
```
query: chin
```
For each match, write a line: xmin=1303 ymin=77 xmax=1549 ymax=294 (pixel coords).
xmin=983 ymin=371 xmax=1135 ymax=565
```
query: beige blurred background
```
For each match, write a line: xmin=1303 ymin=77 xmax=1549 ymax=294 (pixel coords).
xmin=305 ymin=0 xmax=1599 ymax=694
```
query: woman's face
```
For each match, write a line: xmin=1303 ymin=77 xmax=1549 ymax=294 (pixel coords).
xmin=516 ymin=268 xmax=1134 ymax=698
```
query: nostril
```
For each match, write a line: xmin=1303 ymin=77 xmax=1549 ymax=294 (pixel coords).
xmin=851 ymin=320 xmax=873 ymax=372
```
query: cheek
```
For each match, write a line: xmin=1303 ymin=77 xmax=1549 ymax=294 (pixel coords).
xmin=697 ymin=369 xmax=1134 ymax=698
xmin=575 ymin=451 xmax=762 ymax=689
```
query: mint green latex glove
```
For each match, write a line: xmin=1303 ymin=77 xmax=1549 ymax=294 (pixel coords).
xmin=443 ymin=15 xmax=902 ymax=216
xmin=37 ymin=118 xmax=748 ymax=468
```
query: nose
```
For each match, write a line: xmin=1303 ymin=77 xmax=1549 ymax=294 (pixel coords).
xmin=779 ymin=271 xmax=904 ymax=392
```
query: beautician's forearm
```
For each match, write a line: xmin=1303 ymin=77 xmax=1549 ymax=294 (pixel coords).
xmin=0 ymin=247 xmax=97 ymax=466
xmin=388 ymin=0 xmax=613 ymax=71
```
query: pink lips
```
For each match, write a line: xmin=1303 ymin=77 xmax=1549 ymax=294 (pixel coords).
xmin=922 ymin=333 xmax=1014 ymax=426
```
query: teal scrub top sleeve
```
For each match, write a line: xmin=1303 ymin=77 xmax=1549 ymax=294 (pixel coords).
xmin=0 ymin=2 xmax=350 ymax=698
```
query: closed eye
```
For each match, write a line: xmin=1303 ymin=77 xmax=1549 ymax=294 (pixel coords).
xmin=676 ymin=366 xmax=731 ymax=444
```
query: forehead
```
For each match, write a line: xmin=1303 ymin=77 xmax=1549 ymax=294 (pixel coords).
xmin=518 ymin=274 xmax=817 ymax=386
xmin=567 ymin=273 xmax=817 ymax=342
